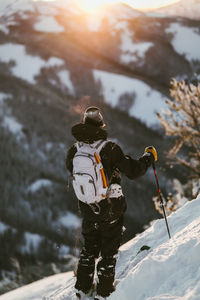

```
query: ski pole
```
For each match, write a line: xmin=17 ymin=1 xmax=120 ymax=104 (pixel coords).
xmin=152 ymin=162 xmax=171 ymax=239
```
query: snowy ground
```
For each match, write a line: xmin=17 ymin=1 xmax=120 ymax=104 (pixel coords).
xmin=57 ymin=212 xmax=81 ymax=229
xmin=0 ymin=43 xmax=64 ymax=84
xmin=93 ymin=69 xmax=166 ymax=126
xmin=1 ymin=193 xmax=200 ymax=300
xmin=118 ymin=21 xmax=153 ymax=65
xmin=2 ymin=116 xmax=23 ymax=135
xmin=0 ymin=222 xmax=10 ymax=234
xmin=0 ymin=0 xmax=35 ymax=18
xmin=20 ymin=232 xmax=43 ymax=255
xmin=166 ymin=23 xmax=200 ymax=61
xmin=156 ymin=0 xmax=200 ymax=20
xmin=34 ymin=16 xmax=64 ymax=33
xmin=27 ymin=179 xmax=53 ymax=193
xmin=0 ymin=93 xmax=24 ymax=138
xmin=0 ymin=272 xmax=73 ymax=300
xmin=57 ymin=70 xmax=75 ymax=95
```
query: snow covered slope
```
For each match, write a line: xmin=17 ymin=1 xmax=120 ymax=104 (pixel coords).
xmin=93 ymin=70 xmax=166 ymax=126
xmin=166 ymin=23 xmax=200 ymax=61
xmin=156 ymin=0 xmax=200 ymax=20
xmin=1 ymin=194 xmax=200 ymax=300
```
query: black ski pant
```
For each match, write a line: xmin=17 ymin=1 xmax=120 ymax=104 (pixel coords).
xmin=75 ymin=197 xmax=126 ymax=297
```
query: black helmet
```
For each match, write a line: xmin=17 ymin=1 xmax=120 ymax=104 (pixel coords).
xmin=83 ymin=106 xmax=105 ymax=127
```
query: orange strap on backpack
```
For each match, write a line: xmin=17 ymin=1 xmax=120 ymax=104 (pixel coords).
xmin=94 ymin=152 xmax=107 ymax=188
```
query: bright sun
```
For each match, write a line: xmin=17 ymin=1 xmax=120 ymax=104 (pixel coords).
xmin=74 ymin=0 xmax=180 ymax=13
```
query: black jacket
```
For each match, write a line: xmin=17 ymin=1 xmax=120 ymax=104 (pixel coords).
xmin=66 ymin=123 xmax=153 ymax=185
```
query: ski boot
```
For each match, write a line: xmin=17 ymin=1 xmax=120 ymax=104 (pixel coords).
xmin=75 ymin=289 xmax=88 ymax=299
xmin=75 ymin=288 xmax=95 ymax=299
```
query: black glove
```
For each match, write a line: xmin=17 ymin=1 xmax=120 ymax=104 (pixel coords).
xmin=140 ymin=146 xmax=157 ymax=167
xmin=141 ymin=152 xmax=155 ymax=167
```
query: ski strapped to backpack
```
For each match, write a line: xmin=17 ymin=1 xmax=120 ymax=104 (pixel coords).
xmin=72 ymin=140 xmax=108 ymax=205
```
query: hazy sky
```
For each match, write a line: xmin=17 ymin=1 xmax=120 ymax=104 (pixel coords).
xmin=125 ymin=0 xmax=180 ymax=10
xmin=35 ymin=0 xmax=181 ymax=11
xmin=72 ymin=0 xmax=180 ymax=12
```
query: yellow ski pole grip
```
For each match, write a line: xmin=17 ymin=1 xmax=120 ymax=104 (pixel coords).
xmin=145 ymin=146 xmax=158 ymax=162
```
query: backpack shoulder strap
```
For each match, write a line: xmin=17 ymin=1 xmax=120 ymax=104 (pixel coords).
xmin=95 ymin=139 xmax=109 ymax=153
xmin=75 ymin=141 xmax=84 ymax=151
xmin=75 ymin=140 xmax=109 ymax=154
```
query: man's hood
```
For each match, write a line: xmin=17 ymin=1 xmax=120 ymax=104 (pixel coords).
xmin=72 ymin=123 xmax=108 ymax=143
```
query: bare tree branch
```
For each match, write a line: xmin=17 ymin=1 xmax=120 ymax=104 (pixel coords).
xmin=158 ymin=79 xmax=200 ymax=179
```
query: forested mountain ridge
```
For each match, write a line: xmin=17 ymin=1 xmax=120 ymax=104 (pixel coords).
xmin=0 ymin=0 xmax=199 ymax=294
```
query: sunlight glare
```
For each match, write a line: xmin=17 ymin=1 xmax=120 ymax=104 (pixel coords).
xmin=74 ymin=0 xmax=120 ymax=13
xmin=125 ymin=0 xmax=180 ymax=10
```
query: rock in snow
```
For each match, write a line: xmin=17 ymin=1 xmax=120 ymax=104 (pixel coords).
xmin=1 ymin=193 xmax=200 ymax=300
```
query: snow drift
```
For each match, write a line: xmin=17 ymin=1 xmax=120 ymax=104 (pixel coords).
xmin=1 ymin=194 xmax=200 ymax=300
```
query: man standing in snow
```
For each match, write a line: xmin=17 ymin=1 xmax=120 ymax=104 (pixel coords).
xmin=66 ymin=106 xmax=157 ymax=299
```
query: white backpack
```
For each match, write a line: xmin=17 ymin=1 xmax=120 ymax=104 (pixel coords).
xmin=72 ymin=140 xmax=108 ymax=204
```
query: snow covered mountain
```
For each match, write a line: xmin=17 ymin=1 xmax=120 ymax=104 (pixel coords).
xmin=0 ymin=0 xmax=200 ymax=125
xmin=1 ymin=194 xmax=200 ymax=300
xmin=0 ymin=0 xmax=200 ymax=295
xmin=155 ymin=0 xmax=200 ymax=20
